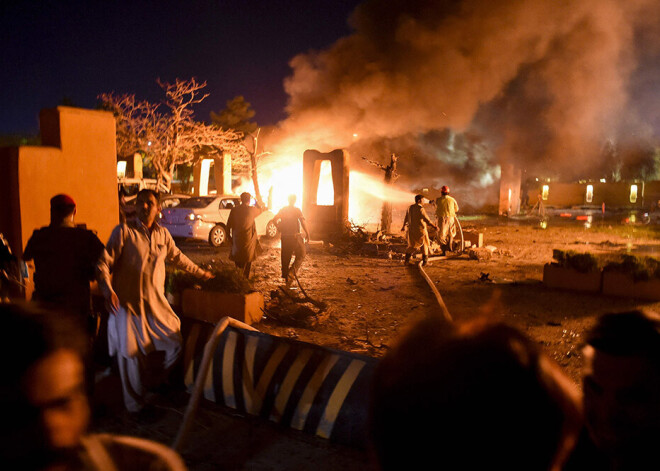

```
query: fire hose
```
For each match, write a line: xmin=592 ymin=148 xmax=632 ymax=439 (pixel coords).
xmin=414 ymin=215 xmax=464 ymax=323
xmin=416 ymin=260 xmax=453 ymax=323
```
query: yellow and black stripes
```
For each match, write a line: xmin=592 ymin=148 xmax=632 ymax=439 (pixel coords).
xmin=182 ymin=320 xmax=376 ymax=447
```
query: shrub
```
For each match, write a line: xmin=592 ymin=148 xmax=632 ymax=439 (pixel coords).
xmin=552 ymin=249 xmax=600 ymax=273
xmin=604 ymin=255 xmax=660 ymax=282
xmin=166 ymin=264 xmax=253 ymax=295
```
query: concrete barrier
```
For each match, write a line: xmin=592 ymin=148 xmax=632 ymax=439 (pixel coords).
xmin=178 ymin=318 xmax=377 ymax=450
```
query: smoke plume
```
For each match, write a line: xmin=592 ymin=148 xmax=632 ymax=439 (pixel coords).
xmin=272 ymin=0 xmax=660 ymax=203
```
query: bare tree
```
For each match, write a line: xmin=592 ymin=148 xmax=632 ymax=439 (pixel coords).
xmin=100 ymin=78 xmax=245 ymax=192
xmin=363 ymin=153 xmax=399 ymax=233
xmin=97 ymin=93 xmax=158 ymax=159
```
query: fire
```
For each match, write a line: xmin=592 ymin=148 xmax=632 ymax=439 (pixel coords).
xmin=235 ymin=152 xmax=415 ymax=230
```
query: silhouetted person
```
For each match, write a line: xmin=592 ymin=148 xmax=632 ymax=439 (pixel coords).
xmin=23 ymin=194 xmax=105 ymax=325
xmin=227 ymin=192 xmax=262 ymax=278
xmin=369 ymin=317 xmax=582 ymax=470
xmin=567 ymin=310 xmax=660 ymax=470
xmin=402 ymin=194 xmax=437 ymax=265
xmin=98 ymin=189 xmax=213 ymax=413
xmin=273 ymin=194 xmax=309 ymax=288
xmin=0 ymin=302 xmax=187 ymax=470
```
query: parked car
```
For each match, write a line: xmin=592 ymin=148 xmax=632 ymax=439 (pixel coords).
xmin=160 ymin=195 xmax=278 ymax=247
xmin=123 ymin=193 xmax=190 ymax=220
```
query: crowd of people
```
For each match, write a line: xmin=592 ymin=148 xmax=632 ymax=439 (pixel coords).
xmin=2 ymin=190 xmax=659 ymax=470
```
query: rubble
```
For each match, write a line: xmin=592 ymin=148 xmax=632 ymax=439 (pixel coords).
xmin=469 ymin=248 xmax=493 ymax=261
xmin=264 ymin=284 xmax=330 ymax=329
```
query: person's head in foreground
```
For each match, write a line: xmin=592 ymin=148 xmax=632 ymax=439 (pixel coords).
xmin=369 ymin=317 xmax=582 ymax=470
xmin=582 ymin=309 xmax=660 ymax=469
xmin=0 ymin=302 xmax=90 ymax=469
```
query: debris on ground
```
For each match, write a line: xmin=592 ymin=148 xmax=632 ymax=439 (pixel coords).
xmin=478 ymin=272 xmax=492 ymax=283
xmin=469 ymin=247 xmax=493 ymax=261
xmin=264 ymin=284 xmax=330 ymax=329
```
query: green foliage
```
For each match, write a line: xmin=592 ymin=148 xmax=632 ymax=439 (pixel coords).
xmin=552 ymin=249 xmax=600 ymax=273
xmin=210 ymin=95 xmax=258 ymax=135
xmin=166 ymin=265 xmax=253 ymax=295
xmin=552 ymin=249 xmax=660 ymax=280
xmin=604 ymin=255 xmax=660 ymax=281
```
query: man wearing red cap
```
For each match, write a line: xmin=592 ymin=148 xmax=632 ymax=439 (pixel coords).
xmin=435 ymin=186 xmax=459 ymax=255
xmin=23 ymin=194 xmax=105 ymax=322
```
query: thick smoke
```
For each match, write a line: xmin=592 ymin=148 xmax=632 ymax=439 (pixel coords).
xmin=273 ymin=0 xmax=660 ymax=201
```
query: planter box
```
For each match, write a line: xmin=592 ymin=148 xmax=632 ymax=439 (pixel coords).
xmin=543 ymin=263 xmax=602 ymax=293
xmin=181 ymin=289 xmax=264 ymax=325
xmin=602 ymin=272 xmax=660 ymax=301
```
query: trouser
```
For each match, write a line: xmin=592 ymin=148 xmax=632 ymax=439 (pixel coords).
xmin=116 ymin=338 xmax=182 ymax=412
xmin=405 ymin=243 xmax=429 ymax=257
xmin=281 ymin=234 xmax=306 ymax=280
xmin=234 ymin=261 xmax=252 ymax=278
xmin=438 ymin=216 xmax=455 ymax=252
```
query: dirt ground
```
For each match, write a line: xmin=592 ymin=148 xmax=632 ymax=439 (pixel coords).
xmin=185 ymin=215 xmax=660 ymax=384
xmin=91 ymin=215 xmax=660 ymax=470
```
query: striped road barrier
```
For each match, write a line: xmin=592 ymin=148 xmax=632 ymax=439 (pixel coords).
xmin=174 ymin=317 xmax=377 ymax=451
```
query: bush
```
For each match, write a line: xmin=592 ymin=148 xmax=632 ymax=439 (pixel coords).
xmin=166 ymin=264 xmax=253 ymax=295
xmin=552 ymin=249 xmax=600 ymax=273
xmin=604 ymin=255 xmax=660 ymax=282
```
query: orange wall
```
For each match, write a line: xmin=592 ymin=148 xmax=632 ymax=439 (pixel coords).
xmin=525 ymin=181 xmax=653 ymax=208
xmin=0 ymin=107 xmax=119 ymax=256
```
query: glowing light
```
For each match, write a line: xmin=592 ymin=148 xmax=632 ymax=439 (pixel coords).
xmin=117 ymin=161 xmax=127 ymax=179
xmin=586 ymin=185 xmax=593 ymax=203
xmin=630 ymin=185 xmax=638 ymax=203
xmin=542 ymin=185 xmax=549 ymax=200
xmin=199 ymin=159 xmax=212 ymax=196
xmin=600 ymin=178 xmax=606 ymax=183
xmin=316 ymin=160 xmax=334 ymax=205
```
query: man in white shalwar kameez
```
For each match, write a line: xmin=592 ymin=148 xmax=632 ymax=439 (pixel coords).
xmin=98 ymin=189 xmax=212 ymax=412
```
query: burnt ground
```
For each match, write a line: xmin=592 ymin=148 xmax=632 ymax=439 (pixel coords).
xmin=90 ymin=215 xmax=660 ymax=470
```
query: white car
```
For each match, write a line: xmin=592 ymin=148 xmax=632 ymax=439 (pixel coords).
xmin=160 ymin=195 xmax=278 ymax=247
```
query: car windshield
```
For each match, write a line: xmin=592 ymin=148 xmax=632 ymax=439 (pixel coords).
xmin=176 ymin=197 xmax=215 ymax=209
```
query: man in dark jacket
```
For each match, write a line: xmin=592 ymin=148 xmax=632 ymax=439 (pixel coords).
xmin=23 ymin=194 xmax=105 ymax=323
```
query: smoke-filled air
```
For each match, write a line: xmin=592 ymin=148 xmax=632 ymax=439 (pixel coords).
xmin=253 ymin=0 xmax=660 ymax=215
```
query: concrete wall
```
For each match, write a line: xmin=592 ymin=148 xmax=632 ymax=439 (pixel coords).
xmin=525 ymin=181 xmax=654 ymax=209
xmin=302 ymin=149 xmax=350 ymax=240
xmin=498 ymin=164 xmax=521 ymax=215
xmin=0 ymin=106 xmax=119 ymax=256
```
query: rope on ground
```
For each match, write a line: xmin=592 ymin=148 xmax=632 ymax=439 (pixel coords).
xmin=416 ymin=261 xmax=453 ymax=323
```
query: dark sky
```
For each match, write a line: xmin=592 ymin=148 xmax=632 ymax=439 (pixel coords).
xmin=0 ymin=0 xmax=361 ymax=134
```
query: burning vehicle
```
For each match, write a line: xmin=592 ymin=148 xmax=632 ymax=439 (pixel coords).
xmin=160 ymin=195 xmax=277 ymax=247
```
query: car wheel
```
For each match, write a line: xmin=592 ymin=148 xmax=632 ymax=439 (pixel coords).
xmin=209 ymin=225 xmax=227 ymax=247
xmin=265 ymin=220 xmax=278 ymax=238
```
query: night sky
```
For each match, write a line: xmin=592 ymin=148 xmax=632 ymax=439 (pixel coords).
xmin=0 ymin=0 xmax=361 ymax=134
